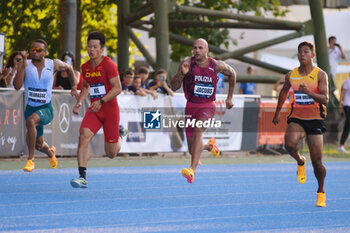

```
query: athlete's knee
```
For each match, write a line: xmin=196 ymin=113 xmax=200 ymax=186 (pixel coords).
xmin=311 ymin=159 xmax=325 ymax=170
xmin=106 ymin=150 xmax=118 ymax=159
xmin=26 ymin=117 xmax=36 ymax=128
xmin=105 ymin=145 xmax=121 ymax=159
xmin=284 ymin=140 xmax=298 ymax=152
xmin=79 ymin=133 xmax=91 ymax=145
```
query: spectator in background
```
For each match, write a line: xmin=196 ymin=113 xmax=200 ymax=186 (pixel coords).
xmin=239 ymin=66 xmax=256 ymax=94
xmin=328 ymin=36 xmax=346 ymax=79
xmin=53 ymin=51 xmax=81 ymax=90
xmin=121 ymin=68 xmax=134 ymax=92
xmin=0 ymin=51 xmax=25 ymax=88
xmin=338 ymin=76 xmax=350 ymax=153
xmin=138 ymin=66 xmax=151 ymax=89
xmin=129 ymin=75 xmax=146 ymax=96
xmin=149 ymin=69 xmax=174 ymax=96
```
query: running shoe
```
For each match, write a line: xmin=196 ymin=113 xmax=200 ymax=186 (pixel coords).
xmin=208 ymin=137 xmax=220 ymax=158
xmin=297 ymin=156 xmax=306 ymax=184
xmin=49 ymin=146 xmax=58 ymax=169
xmin=337 ymin=147 xmax=348 ymax=153
xmin=23 ymin=159 xmax=35 ymax=172
xmin=316 ymin=192 xmax=326 ymax=207
xmin=70 ymin=177 xmax=88 ymax=188
xmin=182 ymin=167 xmax=195 ymax=183
xmin=119 ymin=125 xmax=128 ymax=138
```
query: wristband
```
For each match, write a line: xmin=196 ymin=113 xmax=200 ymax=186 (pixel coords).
xmin=100 ymin=98 xmax=105 ymax=105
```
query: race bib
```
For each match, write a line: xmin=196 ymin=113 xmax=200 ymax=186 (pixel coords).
xmin=90 ymin=83 xmax=106 ymax=98
xmin=28 ymin=87 xmax=47 ymax=103
xmin=194 ymin=83 xmax=214 ymax=98
xmin=294 ymin=91 xmax=314 ymax=105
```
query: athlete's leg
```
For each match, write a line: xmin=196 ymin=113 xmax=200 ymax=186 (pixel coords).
xmin=35 ymin=136 xmax=54 ymax=158
xmin=105 ymin=140 xmax=122 ymax=158
xmin=307 ymin=134 xmax=326 ymax=193
xmin=188 ymin=120 xmax=207 ymax=171
xmin=77 ymin=128 xmax=95 ymax=168
xmin=284 ymin=122 xmax=306 ymax=165
xmin=25 ymin=113 xmax=41 ymax=160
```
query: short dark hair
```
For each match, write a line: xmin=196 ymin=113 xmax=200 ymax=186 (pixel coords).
xmin=88 ymin=31 xmax=106 ymax=47
xmin=33 ymin=39 xmax=48 ymax=50
xmin=133 ymin=75 xmax=141 ymax=81
xmin=298 ymin=41 xmax=315 ymax=54
xmin=123 ymin=68 xmax=134 ymax=77
xmin=156 ymin=68 xmax=167 ymax=76
xmin=328 ymin=36 xmax=336 ymax=43
xmin=6 ymin=51 xmax=24 ymax=68
xmin=61 ymin=51 xmax=75 ymax=65
xmin=138 ymin=66 xmax=150 ymax=75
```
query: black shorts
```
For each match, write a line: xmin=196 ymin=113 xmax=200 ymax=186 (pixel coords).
xmin=287 ymin=118 xmax=326 ymax=135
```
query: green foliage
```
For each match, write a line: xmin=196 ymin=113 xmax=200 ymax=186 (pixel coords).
xmin=0 ymin=0 xmax=60 ymax=58
xmin=80 ymin=0 xmax=119 ymax=63
xmin=167 ymin=0 xmax=289 ymax=61
xmin=0 ymin=0 xmax=139 ymax=66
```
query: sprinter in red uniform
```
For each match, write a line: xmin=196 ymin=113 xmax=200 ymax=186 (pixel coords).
xmin=70 ymin=31 xmax=124 ymax=188
xmin=171 ymin=38 xmax=236 ymax=183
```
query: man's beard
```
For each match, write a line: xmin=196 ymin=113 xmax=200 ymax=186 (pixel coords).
xmin=31 ymin=57 xmax=42 ymax=62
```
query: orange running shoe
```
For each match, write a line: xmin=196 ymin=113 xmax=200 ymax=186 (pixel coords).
xmin=182 ymin=167 xmax=195 ymax=183
xmin=208 ymin=138 xmax=220 ymax=158
xmin=49 ymin=146 xmax=58 ymax=169
xmin=316 ymin=192 xmax=326 ymax=207
xmin=297 ymin=156 xmax=306 ymax=184
xmin=23 ymin=159 xmax=35 ymax=172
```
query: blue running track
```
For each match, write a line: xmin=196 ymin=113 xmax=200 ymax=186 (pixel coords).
xmin=1 ymin=162 xmax=350 ymax=232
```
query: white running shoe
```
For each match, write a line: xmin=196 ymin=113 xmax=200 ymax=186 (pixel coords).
xmin=337 ymin=147 xmax=348 ymax=153
xmin=70 ymin=177 xmax=88 ymax=188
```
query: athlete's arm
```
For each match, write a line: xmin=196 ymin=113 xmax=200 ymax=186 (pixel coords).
xmin=299 ymin=70 xmax=329 ymax=105
xmin=273 ymin=72 xmax=291 ymax=125
xmin=215 ymin=60 xmax=236 ymax=109
xmin=170 ymin=59 xmax=190 ymax=91
xmin=73 ymin=79 xmax=90 ymax=115
xmin=13 ymin=51 xmax=27 ymax=90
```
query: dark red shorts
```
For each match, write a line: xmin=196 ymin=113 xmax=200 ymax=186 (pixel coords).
xmin=185 ymin=101 xmax=215 ymax=138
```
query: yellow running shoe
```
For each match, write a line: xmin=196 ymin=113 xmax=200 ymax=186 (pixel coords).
xmin=208 ymin=138 xmax=220 ymax=158
xmin=49 ymin=146 xmax=58 ymax=169
xmin=316 ymin=192 xmax=326 ymax=207
xmin=297 ymin=156 xmax=306 ymax=184
xmin=182 ymin=167 xmax=195 ymax=183
xmin=23 ymin=159 xmax=35 ymax=172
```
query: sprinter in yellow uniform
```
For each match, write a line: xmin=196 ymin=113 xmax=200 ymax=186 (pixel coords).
xmin=273 ymin=41 xmax=329 ymax=207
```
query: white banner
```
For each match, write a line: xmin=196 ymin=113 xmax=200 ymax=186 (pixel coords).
xmin=119 ymin=93 xmax=245 ymax=153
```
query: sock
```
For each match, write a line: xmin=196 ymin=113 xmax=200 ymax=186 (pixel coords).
xmin=78 ymin=167 xmax=86 ymax=179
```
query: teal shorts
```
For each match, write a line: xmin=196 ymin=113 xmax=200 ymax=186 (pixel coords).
xmin=24 ymin=102 xmax=54 ymax=138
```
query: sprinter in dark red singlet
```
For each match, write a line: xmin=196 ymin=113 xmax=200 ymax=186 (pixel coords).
xmin=171 ymin=38 xmax=236 ymax=183
xmin=70 ymin=31 xmax=124 ymax=188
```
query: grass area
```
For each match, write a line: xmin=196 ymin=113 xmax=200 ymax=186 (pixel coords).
xmin=1 ymin=151 xmax=350 ymax=171
xmin=300 ymin=144 xmax=350 ymax=158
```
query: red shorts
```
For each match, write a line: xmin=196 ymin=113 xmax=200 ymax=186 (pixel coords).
xmin=185 ymin=101 xmax=215 ymax=138
xmin=80 ymin=102 xmax=120 ymax=143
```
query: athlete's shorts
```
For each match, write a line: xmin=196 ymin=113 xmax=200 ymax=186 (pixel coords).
xmin=80 ymin=102 xmax=120 ymax=143
xmin=24 ymin=102 xmax=54 ymax=138
xmin=185 ymin=101 xmax=215 ymax=138
xmin=287 ymin=117 xmax=326 ymax=135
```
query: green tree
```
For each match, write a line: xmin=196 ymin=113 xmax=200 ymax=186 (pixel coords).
xmin=0 ymin=0 xmax=139 ymax=67
xmin=131 ymin=0 xmax=288 ymax=61
xmin=0 ymin=0 xmax=60 ymax=58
